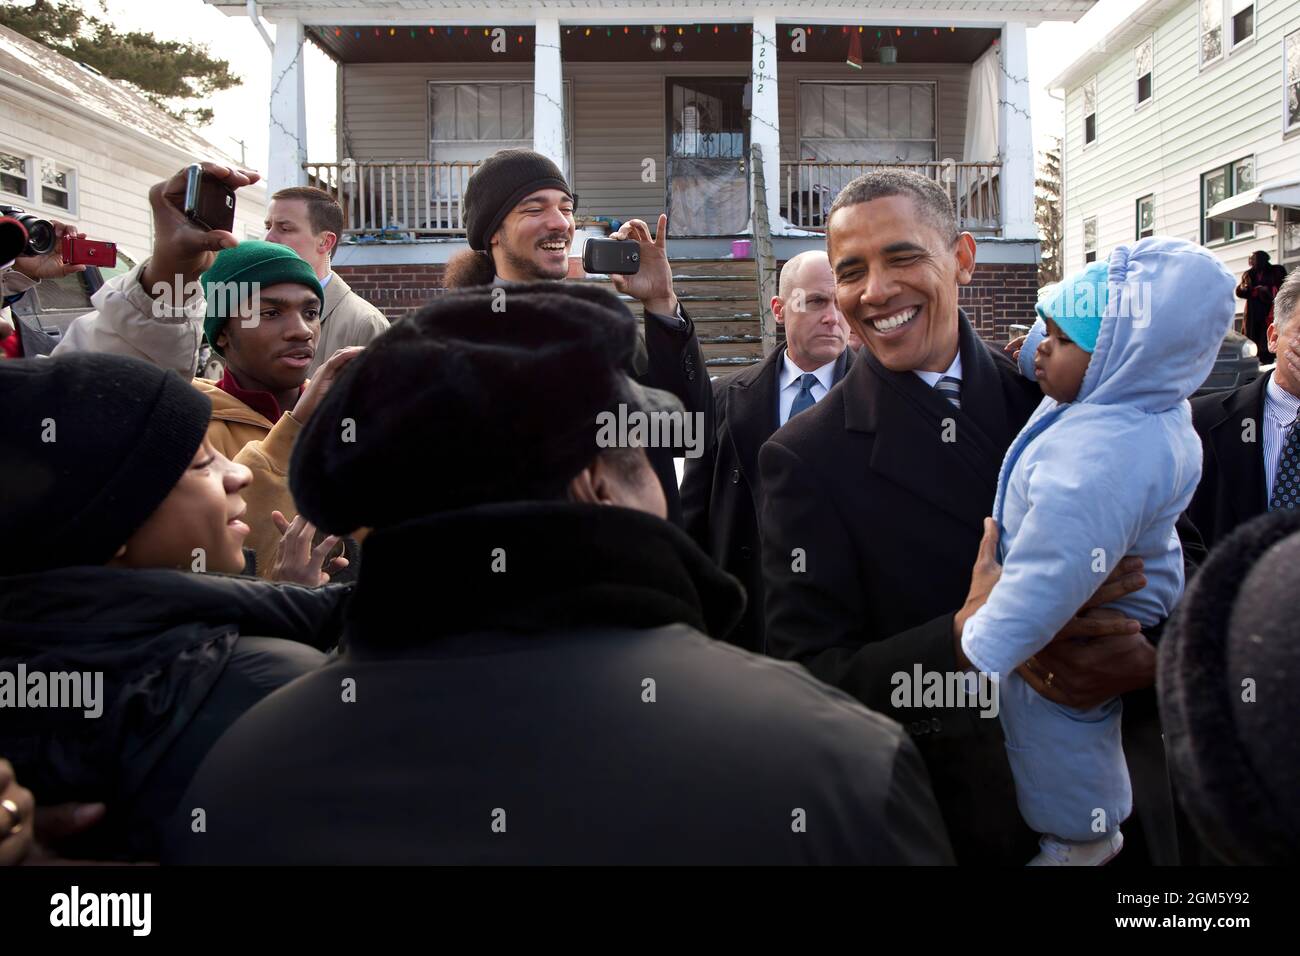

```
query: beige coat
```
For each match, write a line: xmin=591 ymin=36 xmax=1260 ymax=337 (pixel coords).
xmin=311 ymin=272 xmax=389 ymax=375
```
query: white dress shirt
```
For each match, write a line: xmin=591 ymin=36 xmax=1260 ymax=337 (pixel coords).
xmin=778 ymin=349 xmax=839 ymax=426
xmin=1263 ymin=372 xmax=1300 ymax=501
xmin=912 ymin=350 xmax=963 ymax=389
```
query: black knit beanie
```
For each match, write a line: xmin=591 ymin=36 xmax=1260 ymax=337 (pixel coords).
xmin=1158 ymin=508 xmax=1300 ymax=864
xmin=290 ymin=282 xmax=682 ymax=534
xmin=0 ymin=353 xmax=213 ymax=574
xmin=463 ymin=148 xmax=573 ymax=251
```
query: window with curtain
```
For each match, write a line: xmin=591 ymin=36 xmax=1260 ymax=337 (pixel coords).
xmin=1135 ymin=37 xmax=1153 ymax=105
xmin=1229 ymin=0 xmax=1255 ymax=48
xmin=428 ymin=82 xmax=571 ymax=172
xmin=1286 ymin=29 xmax=1300 ymax=134
xmin=1202 ymin=156 xmax=1255 ymax=244
xmin=798 ymin=82 xmax=936 ymax=163
xmin=1083 ymin=77 xmax=1097 ymax=144
xmin=1200 ymin=0 xmax=1224 ymax=67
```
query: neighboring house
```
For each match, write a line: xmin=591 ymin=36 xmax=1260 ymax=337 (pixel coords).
xmin=0 ymin=24 xmax=267 ymax=268
xmin=211 ymin=0 xmax=1095 ymax=364
xmin=1052 ymin=0 xmax=1300 ymax=318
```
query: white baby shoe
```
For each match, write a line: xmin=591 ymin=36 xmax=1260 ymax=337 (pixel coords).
xmin=1028 ymin=828 xmax=1124 ymax=866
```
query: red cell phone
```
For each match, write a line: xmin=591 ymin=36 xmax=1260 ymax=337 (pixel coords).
xmin=62 ymin=235 xmax=118 ymax=268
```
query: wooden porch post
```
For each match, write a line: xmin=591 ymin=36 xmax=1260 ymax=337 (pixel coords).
xmin=750 ymin=12 xmax=781 ymax=235
xmin=998 ymin=22 xmax=1036 ymax=240
xmin=533 ymin=17 xmax=566 ymax=177
xmin=268 ymin=16 xmax=308 ymax=194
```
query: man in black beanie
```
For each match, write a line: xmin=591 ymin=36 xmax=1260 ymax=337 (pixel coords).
xmin=166 ymin=284 xmax=954 ymax=865
xmin=443 ymin=148 xmax=711 ymax=526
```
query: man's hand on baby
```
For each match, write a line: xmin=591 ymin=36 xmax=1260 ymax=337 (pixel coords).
xmin=1017 ymin=557 xmax=1152 ymax=708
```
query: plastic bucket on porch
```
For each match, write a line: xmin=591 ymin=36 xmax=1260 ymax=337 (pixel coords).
xmin=731 ymin=239 xmax=753 ymax=259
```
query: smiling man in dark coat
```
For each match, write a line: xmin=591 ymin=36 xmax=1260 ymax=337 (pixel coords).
xmin=758 ymin=170 xmax=1177 ymax=865
xmin=681 ymin=251 xmax=853 ymax=652
xmin=165 ymin=283 xmax=954 ymax=866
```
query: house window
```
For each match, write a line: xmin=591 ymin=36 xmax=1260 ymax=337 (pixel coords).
xmin=427 ymin=81 xmax=573 ymax=174
xmin=1136 ymin=195 xmax=1155 ymax=239
xmin=798 ymin=81 xmax=937 ymax=162
xmin=1286 ymin=29 xmax=1300 ymax=135
xmin=1200 ymin=0 xmax=1223 ymax=67
xmin=0 ymin=150 xmax=29 ymax=199
xmin=1281 ymin=207 xmax=1300 ymax=265
xmin=1135 ymin=37 xmax=1153 ymax=105
xmin=1083 ymin=77 xmax=1097 ymax=144
xmin=40 ymin=160 xmax=73 ymax=211
xmin=1202 ymin=157 xmax=1255 ymax=244
xmin=1084 ymin=216 xmax=1098 ymax=263
xmin=1229 ymin=0 xmax=1254 ymax=48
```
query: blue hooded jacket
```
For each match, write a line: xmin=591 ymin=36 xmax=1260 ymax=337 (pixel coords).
xmin=962 ymin=237 xmax=1235 ymax=675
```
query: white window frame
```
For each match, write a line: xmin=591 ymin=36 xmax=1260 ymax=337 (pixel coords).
xmin=1136 ymin=194 xmax=1155 ymax=240
xmin=1082 ymin=76 xmax=1098 ymax=147
xmin=796 ymin=80 xmax=940 ymax=163
xmin=1199 ymin=0 xmax=1224 ymax=70
xmin=1201 ymin=155 xmax=1256 ymax=245
xmin=0 ymin=147 xmax=34 ymax=204
xmin=1135 ymin=36 xmax=1154 ymax=109
xmin=1083 ymin=215 xmax=1098 ymax=264
xmin=37 ymin=158 xmax=77 ymax=215
xmin=427 ymin=80 xmax=574 ymax=179
xmin=1279 ymin=207 xmax=1300 ymax=267
xmin=1285 ymin=29 xmax=1300 ymax=137
xmin=1228 ymin=0 xmax=1256 ymax=52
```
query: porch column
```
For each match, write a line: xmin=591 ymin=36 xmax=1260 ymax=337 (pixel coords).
xmin=998 ymin=22 xmax=1036 ymax=240
xmin=750 ymin=12 xmax=780 ymax=232
xmin=533 ymin=17 xmax=566 ymax=177
xmin=267 ymin=17 xmax=307 ymax=194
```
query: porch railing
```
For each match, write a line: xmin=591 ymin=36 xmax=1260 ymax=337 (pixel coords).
xmin=304 ymin=160 xmax=482 ymax=238
xmin=779 ymin=160 xmax=1002 ymax=233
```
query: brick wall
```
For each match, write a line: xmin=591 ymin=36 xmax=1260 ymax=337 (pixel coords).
xmin=338 ymin=259 xmax=1041 ymax=344
xmin=333 ymin=264 xmax=448 ymax=323
xmin=958 ymin=261 xmax=1040 ymax=344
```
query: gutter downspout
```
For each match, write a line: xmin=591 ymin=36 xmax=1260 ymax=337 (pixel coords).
xmin=247 ymin=0 xmax=274 ymax=53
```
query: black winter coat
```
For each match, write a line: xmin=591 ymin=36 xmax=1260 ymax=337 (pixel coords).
xmin=167 ymin=501 xmax=954 ymax=865
xmin=0 ymin=567 xmax=343 ymax=858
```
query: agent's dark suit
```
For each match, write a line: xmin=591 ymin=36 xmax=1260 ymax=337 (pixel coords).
xmin=681 ymin=346 xmax=854 ymax=652
xmin=1186 ymin=373 xmax=1272 ymax=556
xmin=759 ymin=311 xmax=1179 ymax=865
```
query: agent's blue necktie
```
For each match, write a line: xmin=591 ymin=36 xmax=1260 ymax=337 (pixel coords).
xmin=789 ymin=373 xmax=818 ymax=420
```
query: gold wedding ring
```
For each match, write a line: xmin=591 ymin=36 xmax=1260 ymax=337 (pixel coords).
xmin=0 ymin=797 xmax=24 ymax=837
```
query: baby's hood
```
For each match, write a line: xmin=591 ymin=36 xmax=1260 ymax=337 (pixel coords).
xmin=1077 ymin=237 xmax=1235 ymax=412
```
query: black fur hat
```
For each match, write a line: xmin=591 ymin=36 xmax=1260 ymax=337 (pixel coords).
xmin=1158 ymin=508 xmax=1300 ymax=864
xmin=289 ymin=282 xmax=680 ymax=534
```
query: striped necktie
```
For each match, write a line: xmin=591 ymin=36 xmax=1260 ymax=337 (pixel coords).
xmin=934 ymin=375 xmax=962 ymax=410
xmin=1269 ymin=423 xmax=1300 ymax=511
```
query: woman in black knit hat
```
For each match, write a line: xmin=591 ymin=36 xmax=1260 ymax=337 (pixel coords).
xmin=0 ymin=353 xmax=339 ymax=861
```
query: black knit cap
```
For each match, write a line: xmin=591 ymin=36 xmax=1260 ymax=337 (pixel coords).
xmin=290 ymin=282 xmax=681 ymax=534
xmin=0 ymin=353 xmax=213 ymax=574
xmin=1158 ymin=508 xmax=1300 ymax=864
xmin=463 ymin=148 xmax=574 ymax=251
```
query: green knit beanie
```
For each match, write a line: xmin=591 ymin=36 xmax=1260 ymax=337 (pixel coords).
xmin=201 ymin=241 xmax=325 ymax=354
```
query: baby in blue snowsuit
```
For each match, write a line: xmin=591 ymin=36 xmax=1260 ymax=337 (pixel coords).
xmin=960 ymin=237 xmax=1235 ymax=865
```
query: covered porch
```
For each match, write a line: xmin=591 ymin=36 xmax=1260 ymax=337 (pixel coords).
xmin=269 ymin=12 xmax=1034 ymax=248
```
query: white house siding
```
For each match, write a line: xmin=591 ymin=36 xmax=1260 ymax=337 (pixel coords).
xmin=341 ymin=58 xmax=972 ymax=225
xmin=1061 ymin=0 xmax=1300 ymax=304
xmin=0 ymin=94 xmax=267 ymax=264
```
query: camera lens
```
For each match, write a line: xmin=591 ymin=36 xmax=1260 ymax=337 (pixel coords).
xmin=21 ymin=215 xmax=56 ymax=256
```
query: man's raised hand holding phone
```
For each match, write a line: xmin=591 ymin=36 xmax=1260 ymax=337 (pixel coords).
xmin=142 ymin=162 xmax=260 ymax=310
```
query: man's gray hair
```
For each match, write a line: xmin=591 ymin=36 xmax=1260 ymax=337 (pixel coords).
xmin=1273 ymin=268 xmax=1300 ymax=331
xmin=828 ymin=169 xmax=959 ymax=243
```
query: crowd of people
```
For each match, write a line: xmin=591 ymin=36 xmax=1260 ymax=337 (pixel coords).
xmin=1 ymin=147 xmax=1297 ymax=865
